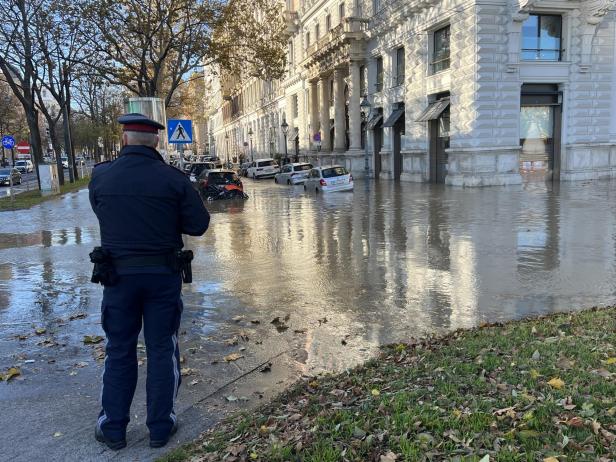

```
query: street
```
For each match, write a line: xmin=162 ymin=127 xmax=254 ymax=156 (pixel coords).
xmin=2 ymin=178 xmax=616 ymax=461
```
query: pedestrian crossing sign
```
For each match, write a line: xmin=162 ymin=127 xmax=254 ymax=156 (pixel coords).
xmin=167 ymin=119 xmax=193 ymax=144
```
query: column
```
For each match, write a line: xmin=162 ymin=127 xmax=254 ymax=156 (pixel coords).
xmin=319 ymin=76 xmax=331 ymax=151
xmin=348 ymin=62 xmax=362 ymax=150
xmin=309 ymin=81 xmax=319 ymax=150
xmin=333 ymin=69 xmax=346 ymax=151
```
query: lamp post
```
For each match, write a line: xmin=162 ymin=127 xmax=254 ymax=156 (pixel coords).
xmin=281 ymin=119 xmax=289 ymax=166
xmin=248 ymin=127 xmax=254 ymax=162
xmin=225 ymin=131 xmax=229 ymax=168
xmin=360 ymin=94 xmax=372 ymax=178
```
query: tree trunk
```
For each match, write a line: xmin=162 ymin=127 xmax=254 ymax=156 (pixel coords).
xmin=49 ymin=125 xmax=65 ymax=186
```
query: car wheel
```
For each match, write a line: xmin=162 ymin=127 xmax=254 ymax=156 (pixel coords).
xmin=274 ymin=177 xmax=278 ymax=184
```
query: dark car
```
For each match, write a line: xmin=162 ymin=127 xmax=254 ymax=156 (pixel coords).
xmin=0 ymin=168 xmax=22 ymax=186
xmin=197 ymin=169 xmax=247 ymax=200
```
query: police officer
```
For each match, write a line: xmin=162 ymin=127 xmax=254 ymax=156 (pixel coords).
xmin=89 ymin=113 xmax=210 ymax=450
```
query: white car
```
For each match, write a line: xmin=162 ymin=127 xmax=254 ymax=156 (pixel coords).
xmin=304 ymin=165 xmax=354 ymax=193
xmin=14 ymin=160 xmax=34 ymax=173
xmin=274 ymin=162 xmax=313 ymax=185
xmin=247 ymin=158 xmax=279 ymax=179
xmin=61 ymin=157 xmax=69 ymax=169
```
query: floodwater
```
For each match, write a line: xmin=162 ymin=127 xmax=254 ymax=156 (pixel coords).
xmin=1 ymin=178 xmax=616 ymax=460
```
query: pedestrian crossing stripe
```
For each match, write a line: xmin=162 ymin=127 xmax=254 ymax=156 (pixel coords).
xmin=167 ymin=120 xmax=193 ymax=144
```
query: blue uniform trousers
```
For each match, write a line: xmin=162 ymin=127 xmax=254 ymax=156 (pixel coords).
xmin=97 ymin=273 xmax=182 ymax=441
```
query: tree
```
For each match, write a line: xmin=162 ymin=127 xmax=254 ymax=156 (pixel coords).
xmin=0 ymin=78 xmax=29 ymax=164
xmin=0 ymin=0 xmax=46 ymax=171
xmin=80 ymin=0 xmax=287 ymax=108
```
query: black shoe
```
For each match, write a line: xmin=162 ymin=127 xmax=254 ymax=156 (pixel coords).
xmin=149 ymin=420 xmax=178 ymax=448
xmin=95 ymin=425 xmax=127 ymax=451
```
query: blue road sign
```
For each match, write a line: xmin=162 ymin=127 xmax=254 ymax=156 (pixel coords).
xmin=167 ymin=120 xmax=193 ymax=144
xmin=2 ymin=135 xmax=15 ymax=149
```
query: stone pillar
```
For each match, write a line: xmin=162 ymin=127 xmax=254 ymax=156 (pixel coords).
xmin=333 ymin=69 xmax=346 ymax=151
xmin=348 ymin=62 xmax=362 ymax=150
xmin=310 ymin=80 xmax=319 ymax=149
xmin=319 ymin=76 xmax=331 ymax=151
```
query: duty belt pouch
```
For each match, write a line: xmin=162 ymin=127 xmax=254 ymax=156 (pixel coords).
xmin=175 ymin=250 xmax=194 ymax=284
xmin=89 ymin=247 xmax=118 ymax=286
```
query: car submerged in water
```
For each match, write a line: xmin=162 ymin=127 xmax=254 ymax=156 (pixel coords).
xmin=197 ymin=169 xmax=248 ymax=201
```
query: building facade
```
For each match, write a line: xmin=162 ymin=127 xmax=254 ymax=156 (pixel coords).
xmin=207 ymin=0 xmax=616 ymax=186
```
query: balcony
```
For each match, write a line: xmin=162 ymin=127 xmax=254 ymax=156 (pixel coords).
xmin=303 ymin=18 xmax=368 ymax=72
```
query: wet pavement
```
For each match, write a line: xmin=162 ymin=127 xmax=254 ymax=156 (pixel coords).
xmin=2 ymin=178 xmax=616 ymax=461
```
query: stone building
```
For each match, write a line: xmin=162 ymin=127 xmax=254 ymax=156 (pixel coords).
xmin=207 ymin=0 xmax=616 ymax=185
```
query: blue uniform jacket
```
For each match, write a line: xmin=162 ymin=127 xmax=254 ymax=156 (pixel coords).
xmin=89 ymin=145 xmax=210 ymax=264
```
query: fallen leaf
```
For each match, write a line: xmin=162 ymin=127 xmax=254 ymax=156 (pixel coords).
xmin=564 ymin=416 xmax=584 ymax=428
xmin=260 ymin=363 xmax=272 ymax=373
xmin=275 ymin=324 xmax=289 ymax=332
xmin=74 ymin=361 xmax=88 ymax=368
xmin=69 ymin=313 xmax=87 ymax=320
xmin=53 ymin=432 xmax=63 ymax=438
xmin=180 ymin=367 xmax=195 ymax=376
xmin=380 ymin=451 xmax=398 ymax=462
xmin=189 ymin=379 xmax=200 ymax=386
xmin=1 ymin=367 xmax=21 ymax=381
xmin=225 ymin=395 xmax=238 ymax=402
xmin=530 ymin=369 xmax=541 ymax=379
xmin=479 ymin=456 xmax=490 ymax=462
xmin=231 ymin=316 xmax=243 ymax=323
xmin=371 ymin=389 xmax=380 ymax=397
xmin=35 ymin=328 xmax=47 ymax=335
xmin=543 ymin=457 xmax=559 ymax=462
xmin=83 ymin=335 xmax=104 ymax=344
xmin=294 ymin=329 xmax=307 ymax=334
xmin=250 ymin=319 xmax=260 ymax=324
xmin=605 ymin=357 xmax=616 ymax=365
xmin=224 ymin=353 xmax=244 ymax=362
xmin=270 ymin=317 xmax=283 ymax=325
xmin=547 ymin=377 xmax=565 ymax=389
xmin=531 ymin=350 xmax=541 ymax=361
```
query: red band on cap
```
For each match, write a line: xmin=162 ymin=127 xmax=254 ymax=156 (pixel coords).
xmin=123 ymin=123 xmax=159 ymax=133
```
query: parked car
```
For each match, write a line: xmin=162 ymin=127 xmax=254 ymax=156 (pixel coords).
xmin=274 ymin=162 xmax=313 ymax=185
xmin=197 ymin=169 xmax=248 ymax=200
xmin=246 ymin=158 xmax=279 ymax=179
xmin=61 ymin=157 xmax=69 ymax=169
xmin=304 ymin=166 xmax=354 ymax=193
xmin=14 ymin=160 xmax=34 ymax=173
xmin=238 ymin=161 xmax=252 ymax=177
xmin=0 ymin=168 xmax=22 ymax=186
xmin=188 ymin=162 xmax=217 ymax=183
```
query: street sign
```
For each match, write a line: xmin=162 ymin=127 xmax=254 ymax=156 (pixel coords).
xmin=2 ymin=135 xmax=15 ymax=149
xmin=167 ymin=119 xmax=193 ymax=144
xmin=16 ymin=141 xmax=30 ymax=153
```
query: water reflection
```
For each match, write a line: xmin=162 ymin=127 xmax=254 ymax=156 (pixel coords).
xmin=2 ymin=180 xmax=616 ymax=372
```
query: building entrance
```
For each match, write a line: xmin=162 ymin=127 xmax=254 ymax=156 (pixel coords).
xmin=520 ymin=84 xmax=562 ymax=182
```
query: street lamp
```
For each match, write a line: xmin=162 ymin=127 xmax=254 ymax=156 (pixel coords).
xmin=280 ymin=119 xmax=289 ymax=166
xmin=360 ymin=94 xmax=372 ymax=178
xmin=248 ymin=127 xmax=254 ymax=162
xmin=225 ymin=131 xmax=229 ymax=168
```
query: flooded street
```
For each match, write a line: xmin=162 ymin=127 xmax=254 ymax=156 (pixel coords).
xmin=2 ymin=178 xmax=616 ymax=460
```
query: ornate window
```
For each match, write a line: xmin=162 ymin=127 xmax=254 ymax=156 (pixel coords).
xmin=521 ymin=14 xmax=562 ymax=61
xmin=395 ymin=47 xmax=405 ymax=86
xmin=431 ymin=25 xmax=450 ymax=74
xmin=375 ymin=56 xmax=383 ymax=91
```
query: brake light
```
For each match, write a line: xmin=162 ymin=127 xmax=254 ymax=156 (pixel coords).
xmin=319 ymin=179 xmax=326 ymax=186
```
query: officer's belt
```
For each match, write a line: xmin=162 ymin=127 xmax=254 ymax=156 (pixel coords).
xmin=112 ymin=253 xmax=174 ymax=268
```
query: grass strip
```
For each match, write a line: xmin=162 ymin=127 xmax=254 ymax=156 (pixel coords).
xmin=160 ymin=307 xmax=616 ymax=462
xmin=0 ymin=177 xmax=90 ymax=211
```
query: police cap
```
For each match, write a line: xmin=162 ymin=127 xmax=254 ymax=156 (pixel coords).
xmin=118 ymin=113 xmax=166 ymax=133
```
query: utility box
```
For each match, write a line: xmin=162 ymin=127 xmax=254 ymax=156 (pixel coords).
xmin=39 ymin=163 xmax=60 ymax=196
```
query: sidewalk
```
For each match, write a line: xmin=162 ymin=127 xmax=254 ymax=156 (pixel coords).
xmin=161 ymin=307 xmax=616 ymax=462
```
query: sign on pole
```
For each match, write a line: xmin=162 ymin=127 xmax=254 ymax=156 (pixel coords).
xmin=2 ymin=135 xmax=15 ymax=149
xmin=167 ymin=120 xmax=193 ymax=144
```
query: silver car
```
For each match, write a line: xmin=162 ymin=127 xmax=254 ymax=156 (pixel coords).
xmin=274 ymin=162 xmax=313 ymax=185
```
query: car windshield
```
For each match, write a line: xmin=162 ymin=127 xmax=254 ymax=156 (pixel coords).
xmin=209 ymin=172 xmax=238 ymax=184
xmin=15 ymin=161 xmax=26 ymax=166
xmin=322 ymin=167 xmax=348 ymax=178
xmin=258 ymin=160 xmax=275 ymax=167
xmin=0 ymin=169 xmax=10 ymax=175
xmin=294 ymin=164 xmax=312 ymax=172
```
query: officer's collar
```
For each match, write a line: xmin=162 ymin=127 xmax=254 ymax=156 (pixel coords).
xmin=119 ymin=145 xmax=165 ymax=162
